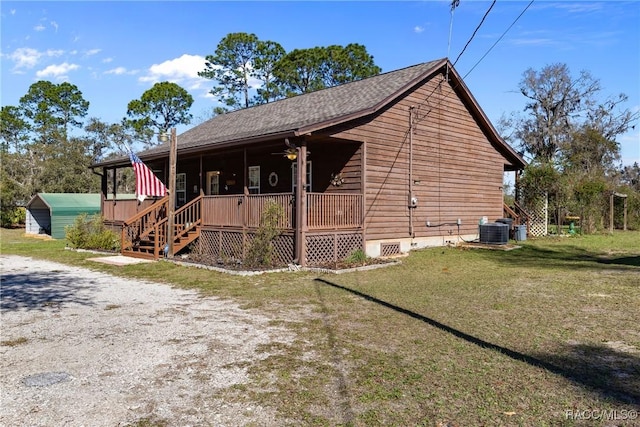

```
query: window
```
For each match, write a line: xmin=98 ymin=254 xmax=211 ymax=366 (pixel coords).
xmin=206 ymin=171 xmax=220 ymax=195
xmin=176 ymin=173 xmax=186 ymax=206
xmin=248 ymin=166 xmax=260 ymax=194
xmin=291 ymin=161 xmax=312 ymax=192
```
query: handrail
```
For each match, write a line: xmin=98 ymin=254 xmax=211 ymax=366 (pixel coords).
xmin=513 ymin=200 xmax=531 ymax=221
xmin=123 ymin=195 xmax=169 ymax=226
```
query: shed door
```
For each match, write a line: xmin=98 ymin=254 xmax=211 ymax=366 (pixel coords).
xmin=26 ymin=208 xmax=51 ymax=235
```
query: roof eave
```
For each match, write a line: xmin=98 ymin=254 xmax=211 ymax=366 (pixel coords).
xmin=90 ymin=129 xmax=299 ymax=168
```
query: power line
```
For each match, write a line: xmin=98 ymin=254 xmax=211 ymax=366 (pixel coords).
xmin=453 ymin=0 xmax=496 ymax=67
xmin=463 ymin=0 xmax=535 ymax=79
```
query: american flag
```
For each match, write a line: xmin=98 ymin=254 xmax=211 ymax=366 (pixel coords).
xmin=128 ymin=149 xmax=167 ymax=202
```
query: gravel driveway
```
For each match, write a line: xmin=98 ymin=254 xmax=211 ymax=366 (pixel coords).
xmin=0 ymin=255 xmax=293 ymax=427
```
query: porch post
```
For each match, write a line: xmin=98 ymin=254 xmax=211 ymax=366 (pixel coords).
xmin=167 ymin=128 xmax=177 ymax=257
xmin=361 ymin=141 xmax=367 ymax=252
xmin=295 ymin=141 xmax=308 ymax=266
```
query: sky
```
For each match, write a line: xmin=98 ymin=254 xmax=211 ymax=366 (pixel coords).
xmin=1 ymin=1 xmax=639 ymax=167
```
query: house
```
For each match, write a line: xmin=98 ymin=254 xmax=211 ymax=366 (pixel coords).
xmin=26 ymin=193 xmax=101 ymax=239
xmin=91 ymin=58 xmax=526 ymax=265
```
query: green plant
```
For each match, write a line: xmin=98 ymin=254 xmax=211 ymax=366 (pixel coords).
xmin=0 ymin=206 xmax=26 ymax=228
xmin=344 ymin=248 xmax=368 ymax=265
xmin=244 ymin=200 xmax=285 ymax=268
xmin=65 ymin=213 xmax=119 ymax=250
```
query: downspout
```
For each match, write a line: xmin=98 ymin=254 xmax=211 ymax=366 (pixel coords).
xmin=409 ymin=106 xmax=415 ymax=237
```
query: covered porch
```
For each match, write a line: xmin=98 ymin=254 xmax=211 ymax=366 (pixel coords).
xmin=98 ymin=135 xmax=367 ymax=266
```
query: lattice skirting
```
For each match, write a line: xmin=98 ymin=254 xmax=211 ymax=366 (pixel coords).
xmin=195 ymin=229 xmax=294 ymax=266
xmin=305 ymin=231 xmax=363 ymax=265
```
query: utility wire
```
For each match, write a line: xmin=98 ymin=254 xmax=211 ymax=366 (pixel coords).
xmin=412 ymin=0 xmax=535 ymax=128
xmin=453 ymin=0 xmax=496 ymax=67
xmin=463 ymin=0 xmax=535 ymax=79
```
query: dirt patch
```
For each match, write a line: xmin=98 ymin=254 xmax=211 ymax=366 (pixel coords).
xmin=0 ymin=255 xmax=294 ymax=426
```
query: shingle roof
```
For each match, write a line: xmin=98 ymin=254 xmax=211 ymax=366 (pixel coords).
xmin=92 ymin=58 xmax=525 ymax=169
xmin=138 ymin=59 xmax=446 ymax=158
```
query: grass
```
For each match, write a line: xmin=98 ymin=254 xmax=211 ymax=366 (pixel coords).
xmin=2 ymin=228 xmax=639 ymax=426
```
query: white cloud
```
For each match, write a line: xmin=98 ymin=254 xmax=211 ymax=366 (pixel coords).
xmin=102 ymin=57 xmax=113 ymax=63
xmin=138 ymin=54 xmax=207 ymax=84
xmin=7 ymin=47 xmax=41 ymax=69
xmin=51 ymin=21 xmax=58 ymax=32
xmin=46 ymin=49 xmax=64 ymax=57
xmin=36 ymin=62 xmax=79 ymax=79
xmin=85 ymin=48 xmax=101 ymax=56
xmin=414 ymin=26 xmax=425 ymax=34
xmin=34 ymin=24 xmax=46 ymax=32
xmin=5 ymin=47 xmax=65 ymax=72
xmin=105 ymin=67 xmax=128 ymax=75
xmin=10 ymin=9 xmax=16 ymax=15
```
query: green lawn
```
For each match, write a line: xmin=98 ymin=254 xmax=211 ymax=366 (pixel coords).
xmin=2 ymin=228 xmax=639 ymax=426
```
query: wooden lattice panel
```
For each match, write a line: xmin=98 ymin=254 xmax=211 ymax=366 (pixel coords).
xmin=522 ymin=191 xmax=548 ymax=237
xmin=306 ymin=234 xmax=335 ymax=264
xmin=197 ymin=229 xmax=294 ymax=266
xmin=336 ymin=233 xmax=363 ymax=260
xmin=196 ymin=229 xmax=221 ymax=257
xmin=305 ymin=232 xmax=363 ymax=265
xmin=271 ymin=234 xmax=295 ymax=265
xmin=380 ymin=242 xmax=401 ymax=257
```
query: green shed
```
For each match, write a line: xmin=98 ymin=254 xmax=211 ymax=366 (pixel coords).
xmin=26 ymin=193 xmax=101 ymax=239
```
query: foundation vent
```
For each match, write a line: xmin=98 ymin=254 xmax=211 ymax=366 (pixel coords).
xmin=380 ymin=242 xmax=401 ymax=257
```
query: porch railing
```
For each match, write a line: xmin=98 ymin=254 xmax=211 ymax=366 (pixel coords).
xmin=201 ymin=192 xmax=362 ymax=230
xmin=102 ymin=197 xmax=158 ymax=222
xmin=307 ymin=193 xmax=363 ymax=229
xmin=202 ymin=193 xmax=293 ymax=229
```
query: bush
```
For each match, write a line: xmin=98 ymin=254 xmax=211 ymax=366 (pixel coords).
xmin=65 ymin=213 xmax=119 ymax=251
xmin=245 ymin=200 xmax=285 ymax=268
xmin=0 ymin=207 xmax=26 ymax=228
xmin=344 ymin=249 xmax=368 ymax=265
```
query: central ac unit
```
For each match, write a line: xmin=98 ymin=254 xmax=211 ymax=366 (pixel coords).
xmin=479 ymin=223 xmax=509 ymax=245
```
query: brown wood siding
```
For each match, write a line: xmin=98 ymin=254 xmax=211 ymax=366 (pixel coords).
xmin=308 ymin=141 xmax=361 ymax=193
xmin=327 ymin=73 xmax=505 ymax=240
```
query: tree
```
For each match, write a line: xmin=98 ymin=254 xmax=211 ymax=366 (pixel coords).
xmin=504 ymin=63 xmax=639 ymax=233
xmin=274 ymin=47 xmax=329 ymax=96
xmin=274 ymin=44 xmax=381 ymax=97
xmin=621 ymin=162 xmax=640 ymax=191
xmin=84 ymin=118 xmax=135 ymax=162
xmin=125 ymin=81 xmax=193 ymax=146
xmin=199 ymin=32 xmax=261 ymax=110
xmin=19 ymin=81 xmax=89 ymax=139
xmin=200 ymin=34 xmax=382 ymax=109
xmin=0 ymin=106 xmax=30 ymax=153
xmin=252 ymin=40 xmax=286 ymax=104
xmin=321 ymin=43 xmax=381 ymax=87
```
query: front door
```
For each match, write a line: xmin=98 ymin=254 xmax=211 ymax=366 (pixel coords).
xmin=206 ymin=171 xmax=220 ymax=195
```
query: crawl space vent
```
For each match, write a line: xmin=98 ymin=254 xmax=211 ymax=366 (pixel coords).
xmin=381 ymin=242 xmax=401 ymax=257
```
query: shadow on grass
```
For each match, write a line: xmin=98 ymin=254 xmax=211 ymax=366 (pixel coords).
xmin=315 ymin=278 xmax=640 ymax=406
xmin=1 ymin=271 xmax=95 ymax=311
xmin=477 ymin=244 xmax=640 ymax=271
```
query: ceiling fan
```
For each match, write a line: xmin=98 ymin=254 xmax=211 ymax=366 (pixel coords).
xmin=271 ymin=147 xmax=299 ymax=160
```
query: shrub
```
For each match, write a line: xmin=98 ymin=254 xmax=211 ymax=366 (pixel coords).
xmin=0 ymin=207 xmax=26 ymax=228
xmin=65 ymin=213 xmax=119 ymax=251
xmin=344 ymin=248 xmax=368 ymax=265
xmin=244 ymin=200 xmax=285 ymax=268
